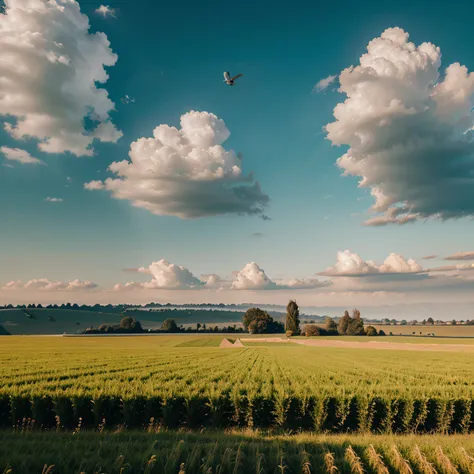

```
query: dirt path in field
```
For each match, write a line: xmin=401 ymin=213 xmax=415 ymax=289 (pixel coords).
xmin=241 ymin=337 xmax=474 ymax=352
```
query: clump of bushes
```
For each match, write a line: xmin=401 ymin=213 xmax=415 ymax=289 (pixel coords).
xmin=85 ymin=316 xmax=144 ymax=334
xmin=366 ymin=326 xmax=377 ymax=336
xmin=338 ymin=309 xmax=365 ymax=336
xmin=302 ymin=325 xmax=325 ymax=337
xmin=301 ymin=311 xmax=385 ymax=337
xmin=243 ymin=308 xmax=284 ymax=334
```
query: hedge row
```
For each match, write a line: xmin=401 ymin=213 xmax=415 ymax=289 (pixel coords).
xmin=2 ymin=393 xmax=474 ymax=433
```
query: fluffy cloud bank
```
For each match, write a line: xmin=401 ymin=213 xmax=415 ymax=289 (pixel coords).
xmin=116 ymin=259 xmax=207 ymax=291
xmin=321 ymin=250 xmax=423 ymax=276
xmin=231 ymin=262 xmax=276 ymax=290
xmin=231 ymin=262 xmax=329 ymax=290
xmin=0 ymin=0 xmax=122 ymax=156
xmin=2 ymin=279 xmax=97 ymax=291
xmin=0 ymin=147 xmax=44 ymax=165
xmin=85 ymin=111 xmax=269 ymax=218
xmin=115 ymin=260 xmax=328 ymax=292
xmin=325 ymin=27 xmax=474 ymax=225
xmin=143 ymin=259 xmax=204 ymax=290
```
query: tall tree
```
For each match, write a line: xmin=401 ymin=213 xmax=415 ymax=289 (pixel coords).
xmin=285 ymin=300 xmax=300 ymax=335
xmin=338 ymin=311 xmax=351 ymax=335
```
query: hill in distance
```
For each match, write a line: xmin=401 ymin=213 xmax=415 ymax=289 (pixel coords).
xmin=0 ymin=323 xmax=10 ymax=336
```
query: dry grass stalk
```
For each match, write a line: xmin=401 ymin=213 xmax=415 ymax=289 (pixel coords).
xmin=413 ymin=446 xmax=438 ymax=474
xmin=391 ymin=445 xmax=414 ymax=474
xmin=345 ymin=446 xmax=365 ymax=474
xmin=367 ymin=444 xmax=389 ymax=474
xmin=435 ymin=446 xmax=459 ymax=474
xmin=459 ymin=447 xmax=474 ymax=465
xmin=324 ymin=451 xmax=338 ymax=474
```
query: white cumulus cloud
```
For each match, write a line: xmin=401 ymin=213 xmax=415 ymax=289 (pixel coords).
xmin=0 ymin=0 xmax=122 ymax=157
xmin=85 ymin=111 xmax=269 ymax=218
xmin=141 ymin=259 xmax=204 ymax=290
xmin=202 ymin=274 xmax=222 ymax=288
xmin=1 ymin=146 xmax=45 ymax=165
xmin=95 ymin=5 xmax=116 ymax=17
xmin=84 ymin=180 xmax=105 ymax=191
xmin=321 ymin=250 xmax=423 ymax=276
xmin=325 ymin=27 xmax=474 ymax=225
xmin=45 ymin=197 xmax=63 ymax=202
xmin=231 ymin=262 xmax=276 ymax=290
xmin=231 ymin=262 xmax=329 ymax=290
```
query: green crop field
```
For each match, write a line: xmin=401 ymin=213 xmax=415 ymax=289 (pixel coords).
xmin=2 ymin=335 xmax=474 ymax=438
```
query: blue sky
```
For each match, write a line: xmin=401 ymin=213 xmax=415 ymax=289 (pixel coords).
xmin=1 ymin=0 xmax=474 ymax=314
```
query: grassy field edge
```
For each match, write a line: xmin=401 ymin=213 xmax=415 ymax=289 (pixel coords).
xmin=3 ymin=430 xmax=474 ymax=473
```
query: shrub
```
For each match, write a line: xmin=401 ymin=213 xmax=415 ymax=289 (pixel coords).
xmin=378 ymin=329 xmax=386 ymax=336
xmin=286 ymin=330 xmax=294 ymax=337
xmin=161 ymin=319 xmax=179 ymax=332
xmin=303 ymin=325 xmax=324 ymax=337
xmin=366 ymin=326 xmax=377 ymax=336
xmin=120 ymin=316 xmax=134 ymax=329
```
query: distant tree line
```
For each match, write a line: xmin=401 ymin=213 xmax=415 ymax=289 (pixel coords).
xmin=84 ymin=317 xmax=144 ymax=334
xmin=84 ymin=317 xmax=250 ymax=334
xmin=240 ymin=302 xmax=385 ymax=337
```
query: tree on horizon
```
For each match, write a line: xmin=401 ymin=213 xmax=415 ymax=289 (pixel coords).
xmin=285 ymin=300 xmax=300 ymax=335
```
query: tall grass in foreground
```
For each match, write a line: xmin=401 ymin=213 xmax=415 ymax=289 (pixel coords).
xmin=2 ymin=430 xmax=474 ymax=473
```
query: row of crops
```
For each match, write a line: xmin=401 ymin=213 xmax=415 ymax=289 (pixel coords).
xmin=2 ymin=392 xmax=474 ymax=433
xmin=2 ymin=339 xmax=474 ymax=433
xmin=2 ymin=431 xmax=474 ymax=473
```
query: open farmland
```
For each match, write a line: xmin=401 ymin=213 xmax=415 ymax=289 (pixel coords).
xmin=2 ymin=335 xmax=474 ymax=435
xmin=373 ymin=324 xmax=474 ymax=338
